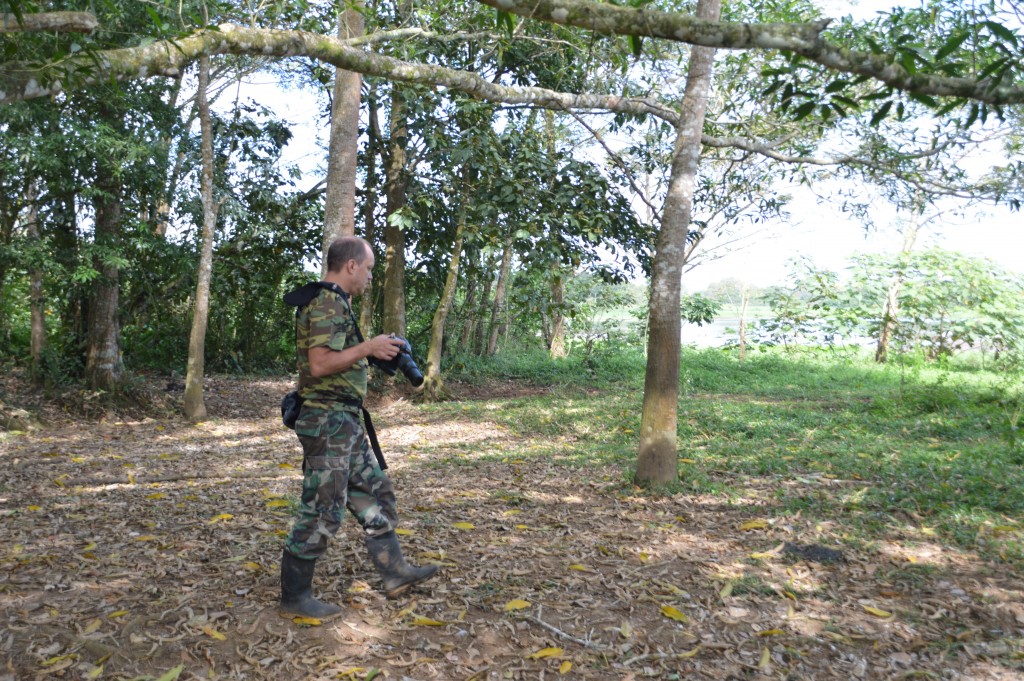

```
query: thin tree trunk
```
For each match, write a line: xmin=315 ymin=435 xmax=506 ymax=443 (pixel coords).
xmin=549 ymin=271 xmax=567 ymax=358
xmin=360 ymin=84 xmax=381 ymax=335
xmin=474 ymin=255 xmax=494 ymax=355
xmin=423 ymin=174 xmax=469 ymax=400
xmin=86 ymin=139 xmax=125 ymax=392
xmin=635 ymin=0 xmax=720 ymax=487
xmin=25 ymin=184 xmax=45 ymax=380
xmin=875 ymin=223 xmax=919 ymax=363
xmin=738 ymin=287 xmax=749 ymax=363
xmin=458 ymin=261 xmax=478 ymax=350
xmin=184 ymin=55 xmax=218 ymax=421
xmin=382 ymin=81 xmax=408 ymax=337
xmin=321 ymin=4 xmax=364 ymax=271
xmin=487 ymin=238 xmax=513 ymax=356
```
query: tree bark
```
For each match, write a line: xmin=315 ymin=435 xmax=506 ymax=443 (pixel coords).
xmin=86 ymin=163 xmax=124 ymax=392
xmin=487 ymin=238 xmax=513 ymax=356
xmin=474 ymin=257 xmax=494 ymax=355
xmin=635 ymin=0 xmax=720 ymax=488
xmin=25 ymin=184 xmax=45 ymax=381
xmin=458 ymin=261 xmax=478 ymax=350
xmin=423 ymin=173 xmax=470 ymax=400
xmin=360 ymin=84 xmax=381 ymax=335
xmin=738 ymin=287 xmax=749 ymax=363
xmin=184 ymin=55 xmax=218 ymax=421
xmin=1 ymin=12 xmax=97 ymax=33
xmin=321 ymin=4 xmax=365 ymax=273
xmin=381 ymin=80 xmax=408 ymax=337
xmin=549 ymin=271 xmax=567 ymax=358
xmin=875 ymin=221 xmax=920 ymax=363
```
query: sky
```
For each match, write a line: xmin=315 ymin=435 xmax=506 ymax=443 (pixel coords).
xmin=229 ymin=0 xmax=1023 ymax=292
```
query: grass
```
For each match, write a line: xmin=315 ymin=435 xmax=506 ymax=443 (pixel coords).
xmin=427 ymin=344 xmax=1024 ymax=565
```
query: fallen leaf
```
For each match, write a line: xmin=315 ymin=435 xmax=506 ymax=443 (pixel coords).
xmin=504 ymin=599 xmax=531 ymax=611
xmin=559 ymin=660 xmax=573 ymax=674
xmin=82 ymin=618 xmax=102 ymax=635
xmin=207 ymin=513 xmax=234 ymax=524
xmin=27 ymin=505 xmax=42 ymax=511
xmin=679 ymin=458 xmax=696 ymax=464
xmin=758 ymin=646 xmax=771 ymax=669
xmin=265 ymin=499 xmax=290 ymax=508
xmin=660 ymin=605 xmax=688 ymax=622
xmin=133 ymin=535 xmax=158 ymax=542
xmin=146 ymin=493 xmax=167 ymax=500
xmin=452 ymin=522 xmax=475 ymax=530
xmin=677 ymin=645 xmax=701 ymax=658
xmin=863 ymin=606 xmax=893 ymax=618
xmin=202 ymin=625 xmax=227 ymax=641
xmin=292 ymin=616 xmax=322 ymax=626
xmin=526 ymin=647 xmax=564 ymax=660
xmin=411 ymin=615 xmax=445 ymax=626
xmin=739 ymin=519 xmax=769 ymax=531
xmin=394 ymin=528 xmax=415 ymax=535
xmin=758 ymin=628 xmax=785 ymax=636
xmin=85 ymin=664 xmax=104 ymax=680
xmin=155 ymin=664 xmax=185 ymax=681
xmin=720 ymin=582 xmax=734 ymax=599
xmin=108 ymin=610 xmax=128 ymax=619
xmin=568 ymin=564 xmax=592 ymax=572
xmin=503 ymin=509 xmax=522 ymax=516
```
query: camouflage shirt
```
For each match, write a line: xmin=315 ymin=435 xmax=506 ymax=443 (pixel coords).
xmin=296 ymin=286 xmax=367 ymax=410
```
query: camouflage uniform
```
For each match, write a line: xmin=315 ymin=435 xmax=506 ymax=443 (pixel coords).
xmin=285 ymin=286 xmax=398 ymax=561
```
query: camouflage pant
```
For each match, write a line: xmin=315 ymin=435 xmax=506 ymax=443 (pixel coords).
xmin=284 ymin=407 xmax=398 ymax=560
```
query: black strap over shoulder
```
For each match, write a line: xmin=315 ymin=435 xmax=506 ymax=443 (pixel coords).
xmin=283 ymin=281 xmax=348 ymax=310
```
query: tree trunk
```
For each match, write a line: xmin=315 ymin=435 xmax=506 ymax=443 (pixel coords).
xmin=738 ymin=287 xmax=749 ymax=363
xmin=487 ymin=238 xmax=513 ymax=356
xmin=184 ymin=55 xmax=218 ymax=421
xmin=86 ymin=163 xmax=124 ymax=392
xmin=382 ymin=81 xmax=408 ymax=337
xmin=321 ymin=4 xmax=364 ymax=273
xmin=635 ymin=0 xmax=720 ymax=487
xmin=458 ymin=262 xmax=478 ymax=350
xmin=360 ymin=84 xmax=381 ymax=335
xmin=422 ymin=174 xmax=469 ymax=400
xmin=875 ymin=223 xmax=919 ymax=363
xmin=474 ymin=255 xmax=494 ymax=355
xmin=549 ymin=270 xmax=567 ymax=358
xmin=25 ymin=184 xmax=45 ymax=381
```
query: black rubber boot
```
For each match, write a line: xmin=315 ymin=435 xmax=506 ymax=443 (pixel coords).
xmin=280 ymin=550 xmax=342 ymax=619
xmin=365 ymin=531 xmax=439 ymax=598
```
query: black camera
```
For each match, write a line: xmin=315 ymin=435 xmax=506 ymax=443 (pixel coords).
xmin=369 ymin=336 xmax=424 ymax=387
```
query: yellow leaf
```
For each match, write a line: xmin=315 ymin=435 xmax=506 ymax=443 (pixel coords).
xmin=292 ymin=616 xmax=322 ymax=626
xmin=127 ymin=473 xmax=136 ymax=484
xmin=559 ymin=660 xmax=573 ymax=674
xmin=992 ymin=525 xmax=1019 ymax=536
xmin=278 ymin=462 xmax=295 ymax=469
xmin=639 ymin=552 xmax=653 ymax=563
xmin=758 ymin=628 xmax=785 ymax=636
xmin=27 ymin=505 xmax=42 ymax=511
xmin=394 ymin=528 xmax=415 ymax=535
xmin=133 ymin=535 xmax=158 ymax=542
xmin=515 ymin=524 xmax=529 ymax=530
xmin=243 ymin=562 xmax=261 ymax=571
xmin=660 ymin=605 xmax=688 ymax=623
xmin=265 ymin=499 xmax=290 ymax=508
xmin=71 ymin=456 xmax=86 ymax=463
xmin=503 ymin=509 xmax=522 ymax=516
xmin=82 ymin=618 xmax=102 ymax=634
xmin=108 ymin=610 xmax=128 ymax=619
xmin=83 ymin=542 xmax=98 ymax=551
xmin=53 ymin=476 xmax=66 ymax=488
xmin=85 ymin=664 xmax=104 ymax=680
xmin=739 ymin=519 xmax=769 ymax=531
xmin=758 ymin=647 xmax=771 ymax=669
xmin=568 ymin=564 xmax=592 ymax=572
xmin=504 ymin=599 xmax=531 ymax=611
xmin=146 ymin=493 xmax=168 ymax=500
xmin=156 ymin=425 xmax=165 ymax=431
xmin=452 ymin=522 xmax=475 ymax=530
xmin=679 ymin=458 xmax=696 ymax=464
xmin=677 ymin=645 xmax=701 ymax=659
xmin=207 ymin=514 xmax=234 ymax=524
xmin=203 ymin=626 xmax=227 ymax=641
xmin=155 ymin=664 xmax=185 ymax=681
xmin=526 ymin=647 xmax=564 ymax=660
xmin=863 ymin=606 xmax=893 ymax=618
xmin=397 ymin=603 xmax=418 ymax=618
xmin=720 ymin=582 xmax=734 ymax=599
xmin=411 ymin=615 xmax=445 ymax=627
xmin=41 ymin=654 xmax=76 ymax=667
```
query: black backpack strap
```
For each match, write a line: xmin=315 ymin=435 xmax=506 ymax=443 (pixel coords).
xmin=361 ymin=406 xmax=387 ymax=471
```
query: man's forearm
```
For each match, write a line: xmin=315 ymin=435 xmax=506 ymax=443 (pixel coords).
xmin=308 ymin=344 xmax=370 ymax=377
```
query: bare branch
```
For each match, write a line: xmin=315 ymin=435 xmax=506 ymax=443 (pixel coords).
xmin=1 ymin=12 xmax=99 ymax=34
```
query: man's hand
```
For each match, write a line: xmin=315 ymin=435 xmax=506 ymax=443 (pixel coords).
xmin=368 ymin=335 xmax=405 ymax=361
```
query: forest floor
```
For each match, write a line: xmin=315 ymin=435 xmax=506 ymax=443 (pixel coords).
xmin=2 ymin=372 xmax=1024 ymax=680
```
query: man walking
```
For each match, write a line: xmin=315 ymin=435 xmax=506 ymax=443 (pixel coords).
xmin=280 ymin=236 xmax=438 ymax=619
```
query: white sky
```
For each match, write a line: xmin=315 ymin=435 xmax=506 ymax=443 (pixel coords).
xmin=230 ymin=0 xmax=1023 ymax=292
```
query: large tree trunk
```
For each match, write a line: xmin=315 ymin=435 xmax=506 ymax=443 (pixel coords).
xmin=381 ymin=81 xmax=408 ymax=337
xmin=86 ymin=163 xmax=124 ymax=391
xmin=321 ymin=4 xmax=364 ymax=272
xmin=474 ymin=254 xmax=494 ymax=355
xmin=422 ymin=173 xmax=469 ymax=400
xmin=635 ymin=0 xmax=720 ymax=487
xmin=486 ymin=238 xmax=513 ymax=356
xmin=458 ymin=260 xmax=478 ymax=350
xmin=184 ymin=55 xmax=219 ymax=421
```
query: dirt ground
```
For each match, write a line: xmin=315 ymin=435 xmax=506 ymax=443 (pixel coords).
xmin=2 ymin=374 xmax=1023 ymax=680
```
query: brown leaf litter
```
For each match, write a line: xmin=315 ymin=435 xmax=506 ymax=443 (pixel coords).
xmin=1 ymin=374 xmax=1023 ymax=680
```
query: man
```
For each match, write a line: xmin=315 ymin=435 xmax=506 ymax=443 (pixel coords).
xmin=280 ymin=236 xmax=438 ymax=619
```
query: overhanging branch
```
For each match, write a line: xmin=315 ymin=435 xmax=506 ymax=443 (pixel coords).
xmin=1 ymin=12 xmax=98 ymax=34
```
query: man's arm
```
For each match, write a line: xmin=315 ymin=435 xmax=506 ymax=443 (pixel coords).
xmin=308 ymin=335 xmax=404 ymax=378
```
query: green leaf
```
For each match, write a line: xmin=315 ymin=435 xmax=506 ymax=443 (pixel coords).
xmin=935 ymin=31 xmax=970 ymax=61
xmin=824 ymin=79 xmax=849 ymax=94
xmin=629 ymin=34 xmax=643 ymax=58
xmin=791 ymin=101 xmax=816 ymax=121
xmin=869 ymin=100 xmax=893 ymax=126
xmin=983 ymin=20 xmax=1018 ymax=46
xmin=495 ymin=10 xmax=516 ymax=37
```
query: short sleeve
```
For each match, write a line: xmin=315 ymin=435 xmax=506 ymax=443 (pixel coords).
xmin=307 ymin=293 xmax=352 ymax=351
